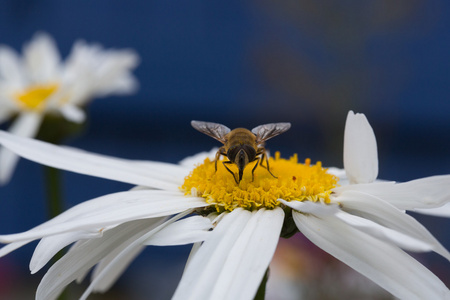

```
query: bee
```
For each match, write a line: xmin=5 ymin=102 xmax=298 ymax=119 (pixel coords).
xmin=191 ymin=121 xmax=291 ymax=183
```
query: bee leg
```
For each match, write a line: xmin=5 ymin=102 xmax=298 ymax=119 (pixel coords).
xmin=222 ymin=161 xmax=239 ymax=184
xmin=260 ymin=151 xmax=277 ymax=179
xmin=251 ymin=158 xmax=260 ymax=182
xmin=215 ymin=147 xmax=227 ymax=172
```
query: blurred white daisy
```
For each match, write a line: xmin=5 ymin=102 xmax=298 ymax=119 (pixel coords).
xmin=0 ymin=32 xmax=139 ymax=183
xmin=0 ymin=111 xmax=449 ymax=300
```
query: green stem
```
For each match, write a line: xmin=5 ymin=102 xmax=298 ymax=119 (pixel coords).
xmin=254 ymin=268 xmax=269 ymax=300
xmin=44 ymin=166 xmax=64 ymax=219
xmin=44 ymin=166 xmax=68 ymax=300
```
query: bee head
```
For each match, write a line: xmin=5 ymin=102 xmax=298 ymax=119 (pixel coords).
xmin=227 ymin=145 xmax=256 ymax=170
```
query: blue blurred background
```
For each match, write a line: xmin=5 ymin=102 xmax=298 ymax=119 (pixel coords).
xmin=0 ymin=0 xmax=449 ymax=299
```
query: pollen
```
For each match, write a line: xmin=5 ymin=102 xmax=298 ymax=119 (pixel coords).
xmin=14 ymin=83 xmax=59 ymax=111
xmin=182 ymin=152 xmax=338 ymax=212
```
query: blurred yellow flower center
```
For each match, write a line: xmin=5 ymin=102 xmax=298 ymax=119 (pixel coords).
xmin=182 ymin=152 xmax=338 ymax=212
xmin=15 ymin=83 xmax=59 ymax=111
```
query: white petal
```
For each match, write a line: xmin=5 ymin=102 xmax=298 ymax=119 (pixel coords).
xmin=282 ymin=198 xmax=442 ymax=253
xmin=36 ymin=217 xmax=167 ymax=300
xmin=0 ymin=190 xmax=207 ymax=243
xmin=413 ymin=202 xmax=450 ymax=217
xmin=293 ymin=211 xmax=450 ymax=300
xmin=336 ymin=190 xmax=450 ymax=259
xmin=173 ymin=208 xmax=284 ymax=300
xmin=103 ymin=72 xmax=138 ymax=95
xmin=0 ymin=46 xmax=25 ymax=83
xmin=384 ymin=175 xmax=450 ymax=210
xmin=129 ymin=160 xmax=190 ymax=185
xmin=90 ymin=245 xmax=145 ymax=293
xmin=178 ymin=148 xmax=219 ymax=168
xmin=30 ymin=230 xmax=104 ymax=274
xmin=0 ymin=241 xmax=30 ymax=257
xmin=173 ymin=209 xmax=250 ymax=299
xmin=333 ymin=181 xmax=395 ymax=196
xmin=0 ymin=130 xmax=184 ymax=190
xmin=59 ymin=104 xmax=86 ymax=123
xmin=334 ymin=175 xmax=450 ymax=210
xmin=89 ymin=49 xmax=140 ymax=97
xmin=326 ymin=167 xmax=348 ymax=185
xmin=24 ymin=32 xmax=61 ymax=82
xmin=144 ymin=215 xmax=212 ymax=246
xmin=209 ymin=208 xmax=284 ymax=300
xmin=336 ymin=211 xmax=434 ymax=252
xmin=80 ymin=211 xmax=190 ymax=300
xmin=183 ymin=242 xmax=202 ymax=273
xmin=279 ymin=199 xmax=340 ymax=216
xmin=63 ymin=42 xmax=139 ymax=105
xmin=0 ymin=112 xmax=42 ymax=184
xmin=343 ymin=111 xmax=378 ymax=184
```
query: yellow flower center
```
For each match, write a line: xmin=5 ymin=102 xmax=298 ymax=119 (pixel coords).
xmin=14 ymin=83 xmax=59 ymax=111
xmin=182 ymin=152 xmax=338 ymax=212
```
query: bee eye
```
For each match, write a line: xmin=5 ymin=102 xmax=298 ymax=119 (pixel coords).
xmin=242 ymin=144 xmax=256 ymax=160
xmin=227 ymin=146 xmax=240 ymax=160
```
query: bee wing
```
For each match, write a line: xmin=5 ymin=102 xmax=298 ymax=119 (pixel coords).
xmin=252 ymin=122 xmax=291 ymax=144
xmin=191 ymin=121 xmax=231 ymax=143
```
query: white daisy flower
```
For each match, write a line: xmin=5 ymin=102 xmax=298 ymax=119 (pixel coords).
xmin=0 ymin=111 xmax=449 ymax=300
xmin=0 ymin=32 xmax=139 ymax=183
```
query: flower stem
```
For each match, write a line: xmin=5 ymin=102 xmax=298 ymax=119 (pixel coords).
xmin=44 ymin=166 xmax=68 ymax=300
xmin=44 ymin=166 xmax=64 ymax=219
xmin=254 ymin=268 xmax=269 ymax=300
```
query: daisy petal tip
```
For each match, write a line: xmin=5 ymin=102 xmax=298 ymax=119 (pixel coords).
xmin=60 ymin=105 xmax=86 ymax=123
xmin=0 ymin=149 xmax=17 ymax=185
xmin=346 ymin=110 xmax=356 ymax=119
xmin=0 ymin=170 xmax=11 ymax=185
xmin=344 ymin=110 xmax=378 ymax=184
